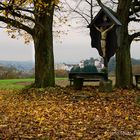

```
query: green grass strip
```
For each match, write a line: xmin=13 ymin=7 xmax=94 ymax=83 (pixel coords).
xmin=0 ymin=77 xmax=67 ymax=89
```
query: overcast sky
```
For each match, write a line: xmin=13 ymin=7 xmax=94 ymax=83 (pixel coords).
xmin=0 ymin=0 xmax=140 ymax=64
xmin=0 ymin=27 xmax=140 ymax=63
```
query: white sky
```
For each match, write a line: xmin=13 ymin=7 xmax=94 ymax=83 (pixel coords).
xmin=0 ymin=0 xmax=140 ymax=63
xmin=0 ymin=26 xmax=140 ymax=63
xmin=0 ymin=30 xmax=34 ymax=61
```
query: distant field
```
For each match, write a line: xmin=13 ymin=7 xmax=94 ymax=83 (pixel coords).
xmin=0 ymin=78 xmax=68 ymax=89
xmin=0 ymin=79 xmax=34 ymax=89
xmin=0 ymin=76 xmax=118 ymax=89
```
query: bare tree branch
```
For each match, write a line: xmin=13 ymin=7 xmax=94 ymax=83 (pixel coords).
xmin=15 ymin=7 xmax=34 ymax=14
xmin=73 ymin=9 xmax=90 ymax=24
xmin=110 ymin=0 xmax=118 ymax=4
xmin=85 ymin=0 xmax=92 ymax=5
xmin=9 ymin=10 xmax=35 ymax=23
xmin=129 ymin=17 xmax=140 ymax=22
xmin=0 ymin=15 xmax=33 ymax=35
xmin=129 ymin=1 xmax=140 ymax=17
xmin=129 ymin=31 xmax=140 ymax=42
xmin=65 ymin=0 xmax=90 ymax=24
xmin=0 ymin=2 xmax=35 ymax=22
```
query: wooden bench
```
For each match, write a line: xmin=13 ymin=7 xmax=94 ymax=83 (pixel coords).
xmin=69 ymin=72 xmax=108 ymax=89
xmin=135 ymin=74 xmax=140 ymax=87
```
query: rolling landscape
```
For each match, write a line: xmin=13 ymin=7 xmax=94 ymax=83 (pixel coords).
xmin=0 ymin=60 xmax=34 ymax=71
xmin=0 ymin=0 xmax=140 ymax=139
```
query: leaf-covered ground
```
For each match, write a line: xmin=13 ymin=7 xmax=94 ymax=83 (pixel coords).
xmin=0 ymin=87 xmax=140 ymax=139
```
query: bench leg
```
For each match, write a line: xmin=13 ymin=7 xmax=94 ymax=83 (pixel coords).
xmin=136 ymin=82 xmax=140 ymax=88
xmin=73 ymin=78 xmax=83 ymax=90
xmin=70 ymin=81 xmax=73 ymax=86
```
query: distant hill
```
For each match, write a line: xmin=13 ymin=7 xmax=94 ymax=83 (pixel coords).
xmin=0 ymin=58 xmax=140 ymax=72
xmin=108 ymin=57 xmax=140 ymax=73
xmin=0 ymin=60 xmax=34 ymax=71
xmin=131 ymin=58 xmax=140 ymax=65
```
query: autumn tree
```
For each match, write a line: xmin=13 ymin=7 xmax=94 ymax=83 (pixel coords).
xmin=66 ymin=0 xmax=140 ymax=88
xmin=0 ymin=0 xmax=60 ymax=88
xmin=115 ymin=0 xmax=140 ymax=88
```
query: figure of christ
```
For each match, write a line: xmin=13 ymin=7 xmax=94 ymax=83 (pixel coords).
xmin=94 ymin=24 xmax=115 ymax=57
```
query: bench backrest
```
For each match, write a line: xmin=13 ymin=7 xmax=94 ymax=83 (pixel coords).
xmin=69 ymin=72 xmax=107 ymax=80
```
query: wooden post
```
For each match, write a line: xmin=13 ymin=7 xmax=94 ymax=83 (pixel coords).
xmin=103 ymin=57 xmax=108 ymax=81
xmin=99 ymin=79 xmax=113 ymax=92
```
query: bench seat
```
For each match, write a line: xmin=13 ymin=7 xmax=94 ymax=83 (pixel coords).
xmin=69 ymin=72 xmax=108 ymax=87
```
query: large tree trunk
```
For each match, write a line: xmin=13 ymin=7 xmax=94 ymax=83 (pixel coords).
xmin=33 ymin=6 xmax=55 ymax=88
xmin=116 ymin=0 xmax=133 ymax=88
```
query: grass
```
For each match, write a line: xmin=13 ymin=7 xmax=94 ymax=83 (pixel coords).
xmin=0 ymin=78 xmax=34 ymax=89
xmin=0 ymin=78 xmax=67 ymax=89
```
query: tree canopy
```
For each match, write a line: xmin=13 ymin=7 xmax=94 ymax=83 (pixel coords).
xmin=0 ymin=0 xmax=61 ymax=87
xmin=0 ymin=0 xmax=60 ymax=37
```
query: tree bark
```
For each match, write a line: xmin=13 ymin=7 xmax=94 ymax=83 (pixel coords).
xmin=33 ymin=6 xmax=55 ymax=88
xmin=116 ymin=0 xmax=133 ymax=88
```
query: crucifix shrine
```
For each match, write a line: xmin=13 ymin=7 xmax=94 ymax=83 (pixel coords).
xmin=88 ymin=4 xmax=122 ymax=80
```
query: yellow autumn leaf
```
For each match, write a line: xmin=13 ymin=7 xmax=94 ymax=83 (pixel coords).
xmin=137 ymin=115 xmax=140 ymax=121
xmin=125 ymin=116 xmax=129 ymax=120
xmin=59 ymin=131 xmax=65 ymax=135
xmin=105 ymin=106 xmax=110 ymax=112
xmin=118 ymin=121 xmax=122 ymax=127
xmin=54 ymin=0 xmax=59 ymax=5
xmin=3 ymin=1 xmax=7 ymax=5
xmin=0 ymin=96 xmax=3 ymax=100
xmin=80 ymin=127 xmax=86 ymax=132
xmin=115 ymin=109 xmax=122 ymax=116
xmin=77 ymin=120 xmax=83 ymax=124
xmin=38 ymin=117 xmax=45 ymax=126
xmin=76 ymin=132 xmax=83 ymax=137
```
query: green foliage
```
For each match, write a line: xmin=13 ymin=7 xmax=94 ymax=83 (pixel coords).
xmin=81 ymin=65 xmax=98 ymax=73
xmin=70 ymin=66 xmax=81 ymax=72
xmin=70 ymin=65 xmax=98 ymax=73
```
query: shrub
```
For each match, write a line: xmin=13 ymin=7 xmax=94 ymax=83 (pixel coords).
xmin=55 ymin=70 xmax=68 ymax=77
xmin=70 ymin=65 xmax=98 ymax=73
xmin=70 ymin=66 xmax=81 ymax=72
xmin=81 ymin=65 xmax=98 ymax=73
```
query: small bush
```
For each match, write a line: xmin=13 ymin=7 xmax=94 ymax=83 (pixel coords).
xmin=55 ymin=70 xmax=68 ymax=77
xmin=70 ymin=65 xmax=98 ymax=73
